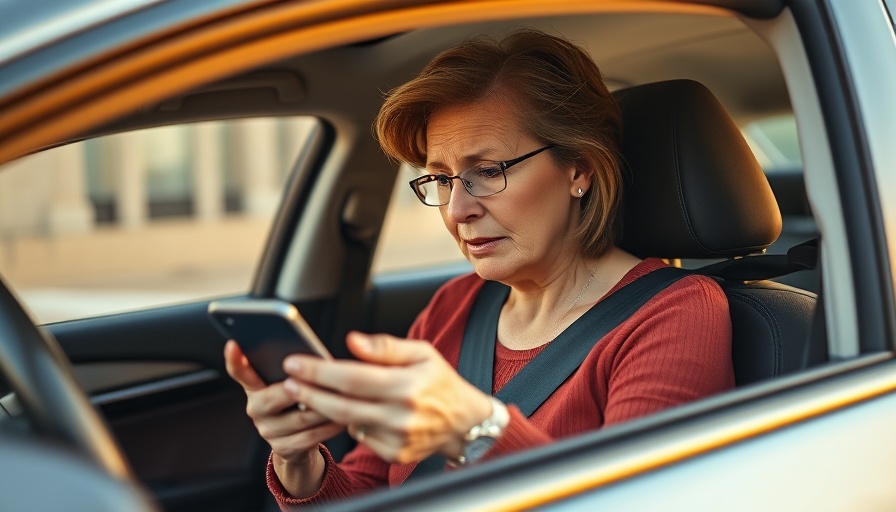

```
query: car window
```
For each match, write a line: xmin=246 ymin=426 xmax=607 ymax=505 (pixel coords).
xmin=742 ymin=114 xmax=802 ymax=172
xmin=0 ymin=117 xmax=318 ymax=323
xmin=372 ymin=163 xmax=467 ymax=274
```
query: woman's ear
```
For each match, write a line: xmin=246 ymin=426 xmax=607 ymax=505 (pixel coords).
xmin=569 ymin=164 xmax=592 ymax=197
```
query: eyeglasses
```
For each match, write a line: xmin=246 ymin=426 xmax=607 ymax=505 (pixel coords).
xmin=409 ymin=145 xmax=554 ymax=206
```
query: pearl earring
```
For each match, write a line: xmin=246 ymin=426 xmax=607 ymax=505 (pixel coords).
xmin=577 ymin=188 xmax=583 ymax=196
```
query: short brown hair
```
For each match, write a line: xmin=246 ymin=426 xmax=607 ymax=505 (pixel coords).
xmin=375 ymin=29 xmax=623 ymax=257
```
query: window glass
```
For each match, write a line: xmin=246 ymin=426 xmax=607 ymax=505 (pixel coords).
xmin=0 ymin=117 xmax=318 ymax=323
xmin=741 ymin=114 xmax=801 ymax=173
xmin=372 ymin=164 xmax=466 ymax=274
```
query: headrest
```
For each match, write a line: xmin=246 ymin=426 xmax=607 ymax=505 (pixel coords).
xmin=614 ymin=80 xmax=782 ymax=259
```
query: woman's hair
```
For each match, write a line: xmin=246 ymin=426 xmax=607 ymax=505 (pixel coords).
xmin=375 ymin=29 xmax=624 ymax=258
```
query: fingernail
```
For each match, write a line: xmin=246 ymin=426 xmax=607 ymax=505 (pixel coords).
xmin=283 ymin=379 xmax=299 ymax=394
xmin=353 ymin=333 xmax=372 ymax=351
xmin=283 ymin=357 xmax=301 ymax=373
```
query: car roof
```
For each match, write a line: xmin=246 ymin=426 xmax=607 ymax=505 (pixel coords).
xmin=0 ymin=0 xmax=161 ymax=64
xmin=0 ymin=0 xmax=256 ymax=95
xmin=0 ymin=1 xmax=791 ymax=162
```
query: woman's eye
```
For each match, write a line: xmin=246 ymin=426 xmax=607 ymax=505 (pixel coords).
xmin=476 ymin=167 xmax=503 ymax=179
xmin=435 ymin=174 xmax=451 ymax=186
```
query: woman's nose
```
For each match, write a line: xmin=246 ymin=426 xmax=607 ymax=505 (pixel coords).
xmin=445 ymin=181 xmax=482 ymax=222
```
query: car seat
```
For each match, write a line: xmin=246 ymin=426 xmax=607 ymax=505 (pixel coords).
xmin=613 ymin=80 xmax=821 ymax=385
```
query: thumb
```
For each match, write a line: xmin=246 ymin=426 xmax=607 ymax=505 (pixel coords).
xmin=224 ymin=340 xmax=267 ymax=392
xmin=347 ymin=332 xmax=431 ymax=366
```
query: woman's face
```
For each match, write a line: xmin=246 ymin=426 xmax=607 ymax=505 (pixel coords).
xmin=425 ymin=94 xmax=589 ymax=286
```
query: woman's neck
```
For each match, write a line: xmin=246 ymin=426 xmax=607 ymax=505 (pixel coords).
xmin=497 ymin=247 xmax=641 ymax=350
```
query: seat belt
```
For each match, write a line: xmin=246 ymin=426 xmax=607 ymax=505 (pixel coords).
xmin=406 ymin=266 xmax=689 ymax=480
xmin=697 ymin=238 xmax=818 ymax=281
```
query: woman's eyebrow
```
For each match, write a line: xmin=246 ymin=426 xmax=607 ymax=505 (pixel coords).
xmin=426 ymin=148 xmax=502 ymax=172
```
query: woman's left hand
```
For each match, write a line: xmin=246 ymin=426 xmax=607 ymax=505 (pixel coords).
xmin=281 ymin=332 xmax=493 ymax=464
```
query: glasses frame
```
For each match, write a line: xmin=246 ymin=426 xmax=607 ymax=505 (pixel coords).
xmin=408 ymin=144 xmax=554 ymax=206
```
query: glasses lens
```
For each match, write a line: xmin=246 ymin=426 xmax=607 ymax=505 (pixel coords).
xmin=461 ymin=165 xmax=506 ymax=198
xmin=416 ymin=176 xmax=451 ymax=206
xmin=413 ymin=165 xmax=507 ymax=206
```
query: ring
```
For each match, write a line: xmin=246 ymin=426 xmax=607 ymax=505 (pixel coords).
xmin=297 ymin=402 xmax=307 ymax=412
xmin=355 ymin=425 xmax=367 ymax=443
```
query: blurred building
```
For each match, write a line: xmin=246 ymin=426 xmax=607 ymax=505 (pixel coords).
xmin=0 ymin=117 xmax=317 ymax=321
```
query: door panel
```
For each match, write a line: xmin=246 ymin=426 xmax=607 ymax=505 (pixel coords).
xmin=46 ymin=298 xmax=331 ymax=512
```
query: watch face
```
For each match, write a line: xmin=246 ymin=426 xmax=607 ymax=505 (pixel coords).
xmin=464 ymin=436 xmax=497 ymax=463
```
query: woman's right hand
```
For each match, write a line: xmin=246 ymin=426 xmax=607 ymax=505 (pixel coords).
xmin=224 ymin=340 xmax=345 ymax=498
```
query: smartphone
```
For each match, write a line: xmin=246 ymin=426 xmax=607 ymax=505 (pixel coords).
xmin=208 ymin=299 xmax=332 ymax=384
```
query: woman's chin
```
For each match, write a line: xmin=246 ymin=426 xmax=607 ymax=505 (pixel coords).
xmin=470 ymin=258 xmax=517 ymax=283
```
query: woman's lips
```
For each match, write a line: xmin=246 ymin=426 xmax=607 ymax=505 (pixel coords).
xmin=464 ymin=237 xmax=504 ymax=256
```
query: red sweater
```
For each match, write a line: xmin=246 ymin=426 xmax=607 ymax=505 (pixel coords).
xmin=268 ymin=258 xmax=734 ymax=507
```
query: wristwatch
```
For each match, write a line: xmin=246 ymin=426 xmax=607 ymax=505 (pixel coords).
xmin=450 ymin=396 xmax=510 ymax=467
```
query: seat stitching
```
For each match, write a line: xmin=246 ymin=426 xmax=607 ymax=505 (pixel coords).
xmin=670 ymin=96 xmax=712 ymax=254
xmin=727 ymin=290 xmax=783 ymax=376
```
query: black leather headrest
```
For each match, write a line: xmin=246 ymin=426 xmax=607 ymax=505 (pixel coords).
xmin=614 ymin=80 xmax=781 ymax=259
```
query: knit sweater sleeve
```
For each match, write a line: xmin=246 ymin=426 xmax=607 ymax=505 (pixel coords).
xmin=267 ymin=443 xmax=389 ymax=509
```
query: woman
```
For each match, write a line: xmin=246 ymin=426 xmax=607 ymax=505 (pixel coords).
xmin=225 ymin=29 xmax=734 ymax=507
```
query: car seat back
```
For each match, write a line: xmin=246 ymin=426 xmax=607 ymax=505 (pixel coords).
xmin=613 ymin=80 xmax=821 ymax=385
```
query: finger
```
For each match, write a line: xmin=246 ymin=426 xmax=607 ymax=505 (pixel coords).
xmin=269 ymin=422 xmax=346 ymax=459
xmin=224 ymin=340 xmax=266 ymax=392
xmin=246 ymin=381 xmax=306 ymax=418
xmin=283 ymin=378 xmax=410 ymax=430
xmin=347 ymin=332 xmax=433 ymax=366
xmin=255 ymin=408 xmax=332 ymax=440
xmin=283 ymin=354 xmax=412 ymax=401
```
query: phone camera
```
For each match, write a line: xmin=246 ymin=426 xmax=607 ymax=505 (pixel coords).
xmin=225 ymin=317 xmax=235 ymax=326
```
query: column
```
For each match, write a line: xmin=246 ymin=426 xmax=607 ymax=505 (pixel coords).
xmin=0 ymin=154 xmax=44 ymax=235
xmin=113 ymin=131 xmax=148 ymax=228
xmin=191 ymin=123 xmax=224 ymax=222
xmin=46 ymin=143 xmax=94 ymax=234
xmin=231 ymin=119 xmax=280 ymax=218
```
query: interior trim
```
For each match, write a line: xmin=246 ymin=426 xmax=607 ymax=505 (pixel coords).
xmin=90 ymin=369 xmax=219 ymax=406
xmin=74 ymin=361 xmax=203 ymax=394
